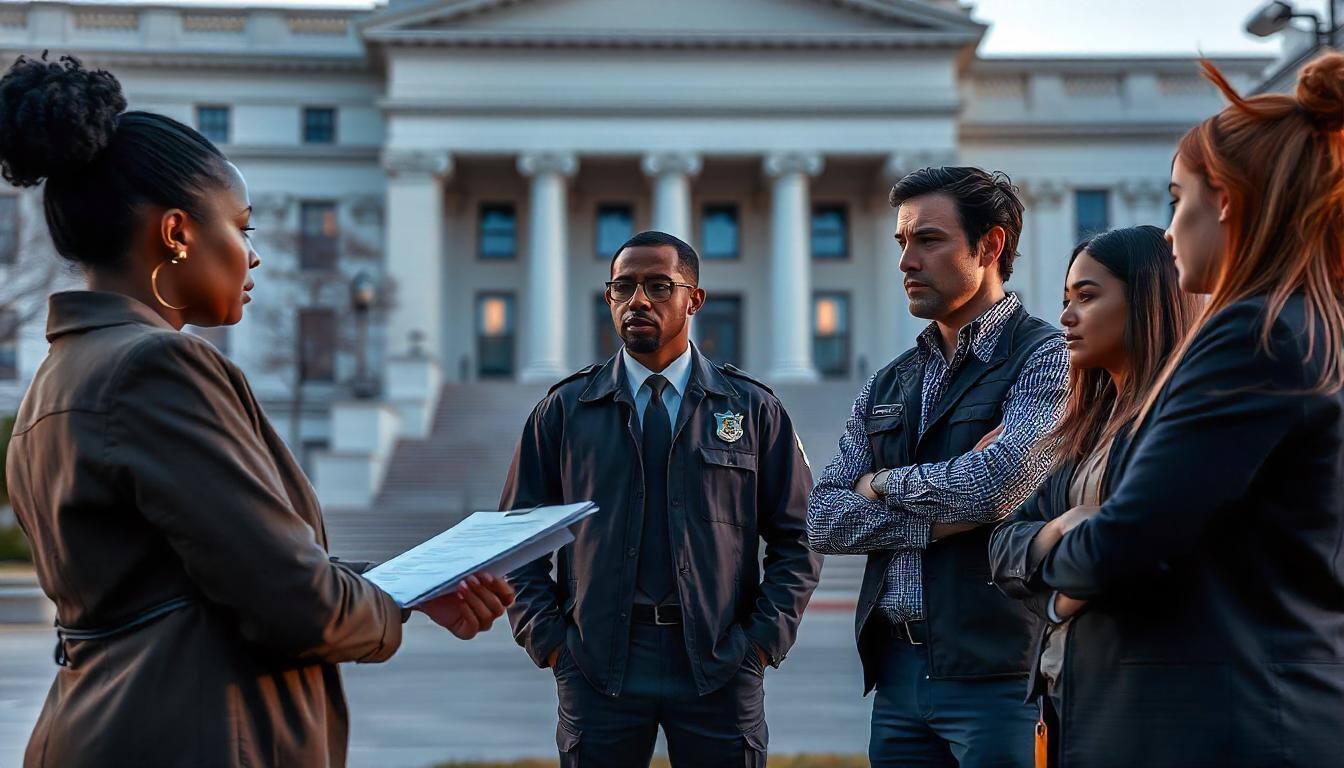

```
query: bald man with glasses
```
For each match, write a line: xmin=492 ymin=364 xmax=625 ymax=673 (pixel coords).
xmin=501 ymin=230 xmax=822 ymax=768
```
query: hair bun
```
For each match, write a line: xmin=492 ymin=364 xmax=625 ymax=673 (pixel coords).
xmin=0 ymin=53 xmax=126 ymax=188
xmin=1296 ymin=52 xmax=1344 ymax=133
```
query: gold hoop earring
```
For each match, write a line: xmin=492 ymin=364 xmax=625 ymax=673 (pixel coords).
xmin=151 ymin=259 xmax=187 ymax=311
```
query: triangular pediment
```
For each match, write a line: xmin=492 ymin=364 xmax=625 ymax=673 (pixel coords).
xmin=362 ymin=0 xmax=985 ymax=48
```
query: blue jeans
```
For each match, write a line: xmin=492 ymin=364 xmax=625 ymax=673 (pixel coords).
xmin=869 ymin=637 xmax=1036 ymax=768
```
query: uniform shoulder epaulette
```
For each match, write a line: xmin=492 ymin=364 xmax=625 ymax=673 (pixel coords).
xmin=547 ymin=363 xmax=600 ymax=394
xmin=718 ymin=363 xmax=774 ymax=395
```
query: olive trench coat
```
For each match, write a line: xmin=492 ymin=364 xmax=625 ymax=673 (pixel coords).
xmin=7 ymin=291 xmax=405 ymax=768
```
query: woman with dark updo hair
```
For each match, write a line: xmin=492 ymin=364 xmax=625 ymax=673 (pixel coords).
xmin=0 ymin=55 xmax=512 ymax=767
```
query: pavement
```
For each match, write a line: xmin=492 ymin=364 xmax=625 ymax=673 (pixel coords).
xmin=0 ymin=605 xmax=873 ymax=768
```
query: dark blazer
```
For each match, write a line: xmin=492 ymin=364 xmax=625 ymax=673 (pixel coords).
xmin=1027 ymin=294 xmax=1344 ymax=768
xmin=501 ymin=348 xmax=822 ymax=696
xmin=7 ymin=291 xmax=405 ymax=768
xmin=987 ymin=434 xmax=1127 ymax=702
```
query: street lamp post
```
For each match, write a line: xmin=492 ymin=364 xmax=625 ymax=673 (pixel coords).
xmin=1246 ymin=0 xmax=1341 ymax=48
xmin=350 ymin=270 xmax=377 ymax=399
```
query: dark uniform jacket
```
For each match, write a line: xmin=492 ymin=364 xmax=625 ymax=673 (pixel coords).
xmin=1027 ymin=295 xmax=1344 ymax=767
xmin=855 ymin=307 xmax=1055 ymax=691
xmin=501 ymin=347 xmax=822 ymax=696
xmin=7 ymin=291 xmax=405 ymax=768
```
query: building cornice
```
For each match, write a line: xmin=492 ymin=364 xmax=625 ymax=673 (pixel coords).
xmin=363 ymin=29 xmax=980 ymax=49
xmin=971 ymin=54 xmax=1274 ymax=75
xmin=959 ymin=121 xmax=1198 ymax=141
xmin=376 ymin=96 xmax=963 ymax=118
xmin=0 ymin=48 xmax=372 ymax=73
xmin=223 ymin=144 xmax=382 ymax=162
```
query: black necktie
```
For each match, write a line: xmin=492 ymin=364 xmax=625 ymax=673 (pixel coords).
xmin=637 ymin=374 xmax=674 ymax=603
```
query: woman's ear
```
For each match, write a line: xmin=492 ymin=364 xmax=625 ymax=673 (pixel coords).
xmin=159 ymin=208 xmax=192 ymax=255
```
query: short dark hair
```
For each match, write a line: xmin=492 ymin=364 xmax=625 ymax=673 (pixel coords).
xmin=888 ymin=166 xmax=1025 ymax=281
xmin=0 ymin=54 xmax=229 ymax=271
xmin=610 ymin=230 xmax=700 ymax=283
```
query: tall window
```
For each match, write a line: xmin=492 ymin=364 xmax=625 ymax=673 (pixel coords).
xmin=478 ymin=203 xmax=517 ymax=260
xmin=0 ymin=309 xmax=17 ymax=380
xmin=1075 ymin=190 xmax=1110 ymax=243
xmin=196 ymin=105 xmax=230 ymax=145
xmin=811 ymin=204 xmax=849 ymax=260
xmin=302 ymin=107 xmax=336 ymax=144
xmin=595 ymin=204 xmax=633 ymax=259
xmin=813 ymin=292 xmax=851 ymax=379
xmin=696 ymin=296 xmax=743 ymax=368
xmin=593 ymin=293 xmax=621 ymax=362
xmin=0 ymin=195 xmax=17 ymax=265
xmin=701 ymin=204 xmax=739 ymax=260
xmin=476 ymin=293 xmax=516 ymax=378
xmin=298 ymin=307 xmax=337 ymax=383
xmin=299 ymin=201 xmax=338 ymax=271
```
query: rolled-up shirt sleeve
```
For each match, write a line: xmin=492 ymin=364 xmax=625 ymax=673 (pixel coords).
xmin=806 ymin=376 xmax=931 ymax=554
xmin=882 ymin=337 xmax=1069 ymax=535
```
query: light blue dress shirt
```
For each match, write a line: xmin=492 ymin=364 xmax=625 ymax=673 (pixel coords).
xmin=622 ymin=344 xmax=694 ymax=428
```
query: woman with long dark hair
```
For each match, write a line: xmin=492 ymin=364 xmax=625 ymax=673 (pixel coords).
xmin=989 ymin=225 xmax=1198 ymax=767
xmin=1015 ymin=52 xmax=1344 ymax=767
xmin=0 ymin=55 xmax=512 ymax=767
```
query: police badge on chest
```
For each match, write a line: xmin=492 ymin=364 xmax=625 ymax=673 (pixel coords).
xmin=714 ymin=411 xmax=744 ymax=443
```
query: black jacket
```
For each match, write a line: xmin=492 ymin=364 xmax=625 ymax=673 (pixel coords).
xmin=855 ymin=306 xmax=1056 ymax=690
xmin=500 ymin=348 xmax=822 ymax=696
xmin=1028 ymin=295 xmax=1344 ymax=767
xmin=987 ymin=436 xmax=1127 ymax=702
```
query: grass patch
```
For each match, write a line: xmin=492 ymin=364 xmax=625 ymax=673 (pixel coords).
xmin=433 ymin=757 xmax=867 ymax=768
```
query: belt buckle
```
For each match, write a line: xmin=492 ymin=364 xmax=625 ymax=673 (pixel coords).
xmin=902 ymin=620 xmax=924 ymax=646
xmin=654 ymin=605 xmax=678 ymax=626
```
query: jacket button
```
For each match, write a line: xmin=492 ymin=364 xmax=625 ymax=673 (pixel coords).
xmin=619 ymin=611 xmax=628 ymax=621
xmin=671 ymin=498 xmax=681 ymax=506
xmin=627 ymin=547 xmax=637 ymax=558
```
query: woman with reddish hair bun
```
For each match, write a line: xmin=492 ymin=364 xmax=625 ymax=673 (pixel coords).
xmin=1024 ymin=52 xmax=1344 ymax=768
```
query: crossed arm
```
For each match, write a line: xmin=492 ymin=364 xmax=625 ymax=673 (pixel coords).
xmin=806 ymin=339 xmax=1068 ymax=555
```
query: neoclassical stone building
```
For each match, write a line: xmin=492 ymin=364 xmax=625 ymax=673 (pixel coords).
xmin=0 ymin=0 xmax=1277 ymax=517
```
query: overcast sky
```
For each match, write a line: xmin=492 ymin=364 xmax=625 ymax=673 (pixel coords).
xmin=120 ymin=0 xmax=1333 ymax=58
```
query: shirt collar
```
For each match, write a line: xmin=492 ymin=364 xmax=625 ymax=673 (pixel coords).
xmin=623 ymin=344 xmax=694 ymax=400
xmin=915 ymin=293 xmax=1022 ymax=363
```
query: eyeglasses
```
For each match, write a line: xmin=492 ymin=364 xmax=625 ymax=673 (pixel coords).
xmin=605 ymin=279 xmax=697 ymax=303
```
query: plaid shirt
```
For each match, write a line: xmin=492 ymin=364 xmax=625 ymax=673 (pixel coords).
xmin=807 ymin=294 xmax=1069 ymax=622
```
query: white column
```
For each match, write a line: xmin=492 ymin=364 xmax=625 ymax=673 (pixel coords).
xmin=1020 ymin=178 xmax=1068 ymax=323
xmin=641 ymin=152 xmax=702 ymax=241
xmin=763 ymin=152 xmax=824 ymax=383
xmin=382 ymin=149 xmax=451 ymax=360
xmin=517 ymin=152 xmax=579 ymax=383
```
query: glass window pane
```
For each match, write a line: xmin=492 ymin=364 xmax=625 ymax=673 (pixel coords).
xmin=593 ymin=293 xmax=621 ymax=362
xmin=476 ymin=293 xmax=516 ymax=378
xmin=701 ymin=204 xmax=739 ymax=260
xmin=696 ymin=296 xmax=743 ymax=367
xmin=813 ymin=292 xmax=850 ymax=378
xmin=811 ymin=204 xmax=848 ymax=260
xmin=298 ymin=308 xmax=336 ymax=382
xmin=196 ymin=105 xmax=230 ymax=145
xmin=1075 ymin=190 xmax=1110 ymax=243
xmin=596 ymin=204 xmax=633 ymax=259
xmin=479 ymin=203 xmax=517 ymax=260
xmin=0 ymin=309 xmax=17 ymax=380
xmin=303 ymin=107 xmax=336 ymax=144
xmin=300 ymin=201 xmax=338 ymax=271
xmin=0 ymin=196 xmax=17 ymax=265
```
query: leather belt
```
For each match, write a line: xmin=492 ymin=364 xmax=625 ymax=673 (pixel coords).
xmin=54 ymin=595 xmax=195 ymax=667
xmin=886 ymin=618 xmax=928 ymax=646
xmin=631 ymin=603 xmax=682 ymax=626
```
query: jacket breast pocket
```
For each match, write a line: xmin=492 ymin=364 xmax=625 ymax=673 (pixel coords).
xmin=948 ymin=402 xmax=1001 ymax=448
xmin=865 ymin=415 xmax=906 ymax=468
xmin=697 ymin=446 xmax=758 ymax=526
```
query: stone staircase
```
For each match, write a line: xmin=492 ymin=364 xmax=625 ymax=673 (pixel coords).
xmin=323 ymin=377 xmax=872 ymax=600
